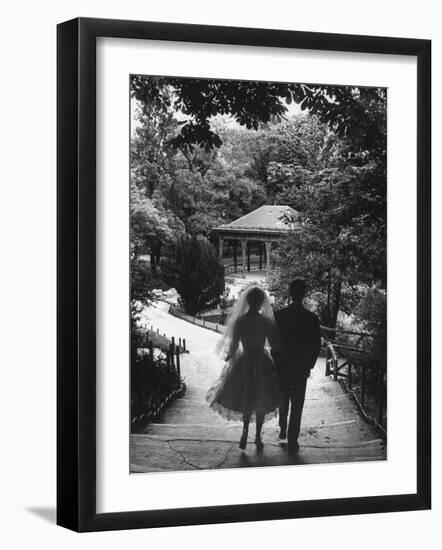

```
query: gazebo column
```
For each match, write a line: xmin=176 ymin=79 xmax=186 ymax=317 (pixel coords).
xmin=241 ymin=239 xmax=248 ymax=276
xmin=259 ymin=242 xmax=263 ymax=270
xmin=218 ymin=236 xmax=224 ymax=265
xmin=247 ymin=241 xmax=251 ymax=272
xmin=233 ymin=241 xmax=238 ymax=273
xmin=265 ymin=241 xmax=272 ymax=277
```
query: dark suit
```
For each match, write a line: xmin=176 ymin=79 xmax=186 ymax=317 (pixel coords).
xmin=273 ymin=303 xmax=321 ymax=448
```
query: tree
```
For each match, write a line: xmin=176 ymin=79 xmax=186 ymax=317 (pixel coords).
xmin=154 ymin=147 xmax=264 ymax=238
xmin=216 ymin=116 xmax=344 ymax=201
xmin=130 ymin=77 xmax=386 ymax=330
xmin=131 ymin=76 xmax=386 ymax=159
xmin=355 ymin=288 xmax=387 ymax=369
xmin=130 ymin=181 xmax=184 ymax=272
xmin=161 ymin=236 xmax=225 ymax=315
xmin=130 ymin=89 xmax=179 ymax=198
xmin=270 ymin=163 xmax=386 ymax=328
xmin=250 ymin=114 xmax=386 ymax=330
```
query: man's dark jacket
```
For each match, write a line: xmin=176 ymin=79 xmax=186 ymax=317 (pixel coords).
xmin=273 ymin=303 xmax=321 ymax=383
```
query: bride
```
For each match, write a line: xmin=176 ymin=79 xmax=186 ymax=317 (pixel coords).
xmin=206 ymin=285 xmax=281 ymax=451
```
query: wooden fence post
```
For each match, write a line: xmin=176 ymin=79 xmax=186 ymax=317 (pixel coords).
xmin=183 ymin=338 xmax=186 ymax=352
xmin=166 ymin=351 xmax=172 ymax=391
xmin=325 ymin=346 xmax=330 ymax=376
xmin=169 ymin=343 xmax=175 ymax=367
xmin=333 ymin=358 xmax=338 ymax=381
xmin=360 ymin=367 xmax=366 ymax=408
xmin=176 ymin=345 xmax=181 ymax=381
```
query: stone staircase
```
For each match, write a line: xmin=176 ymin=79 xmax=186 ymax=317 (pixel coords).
xmin=130 ymin=366 xmax=386 ymax=472
xmin=131 ymin=303 xmax=385 ymax=473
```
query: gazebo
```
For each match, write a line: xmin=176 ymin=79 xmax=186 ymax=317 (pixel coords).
xmin=215 ymin=205 xmax=300 ymax=277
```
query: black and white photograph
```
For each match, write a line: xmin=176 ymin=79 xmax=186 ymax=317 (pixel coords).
xmin=0 ymin=0 xmax=436 ymax=543
xmin=129 ymin=75 xmax=387 ymax=473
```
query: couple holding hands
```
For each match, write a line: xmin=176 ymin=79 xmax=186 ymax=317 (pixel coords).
xmin=207 ymin=279 xmax=321 ymax=455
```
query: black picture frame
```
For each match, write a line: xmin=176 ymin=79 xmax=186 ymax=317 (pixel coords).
xmin=57 ymin=17 xmax=431 ymax=532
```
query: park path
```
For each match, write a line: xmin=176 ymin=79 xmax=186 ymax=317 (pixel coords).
xmin=130 ymin=302 xmax=386 ymax=472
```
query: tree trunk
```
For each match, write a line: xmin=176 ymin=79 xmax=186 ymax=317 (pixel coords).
xmin=330 ymin=277 xmax=342 ymax=328
xmin=150 ymin=253 xmax=157 ymax=274
xmin=150 ymin=243 xmax=161 ymax=275
xmin=322 ymin=275 xmax=342 ymax=338
xmin=327 ymin=272 xmax=331 ymax=315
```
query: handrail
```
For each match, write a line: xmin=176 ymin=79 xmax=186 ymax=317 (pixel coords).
xmin=320 ymin=325 xmax=372 ymax=338
xmin=224 ymin=264 xmax=264 ymax=274
xmin=326 ymin=341 xmax=338 ymax=361
xmin=331 ymin=342 xmax=370 ymax=354
xmin=325 ymin=340 xmax=386 ymax=435
xmin=169 ymin=306 xmax=225 ymax=334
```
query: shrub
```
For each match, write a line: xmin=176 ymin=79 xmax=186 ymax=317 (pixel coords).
xmin=355 ymin=288 xmax=387 ymax=369
xmin=161 ymin=235 xmax=225 ymax=316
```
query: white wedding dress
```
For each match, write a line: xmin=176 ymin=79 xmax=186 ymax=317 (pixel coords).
xmin=206 ymin=286 xmax=281 ymax=422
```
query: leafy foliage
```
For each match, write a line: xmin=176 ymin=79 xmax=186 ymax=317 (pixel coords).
xmin=355 ymin=288 xmax=387 ymax=369
xmin=131 ymin=183 xmax=184 ymax=257
xmin=270 ymin=160 xmax=386 ymax=327
xmin=268 ymin=116 xmax=385 ymax=328
xmin=131 ymin=350 xmax=183 ymax=424
xmin=130 ymin=87 xmax=179 ymax=197
xmin=130 ymin=76 xmax=386 ymax=334
xmin=130 ymin=181 xmax=184 ymax=307
xmin=131 ymin=76 xmax=386 ymax=159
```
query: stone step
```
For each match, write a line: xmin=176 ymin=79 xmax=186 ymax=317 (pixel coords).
xmin=142 ymin=417 xmax=382 ymax=447
xmin=131 ymin=306 xmax=386 ymax=473
xmin=176 ymin=385 xmax=345 ymax=404
xmin=130 ymin=424 xmax=386 ymax=473
xmin=154 ymin=390 xmax=356 ymax=427
xmin=175 ymin=392 xmax=350 ymax=405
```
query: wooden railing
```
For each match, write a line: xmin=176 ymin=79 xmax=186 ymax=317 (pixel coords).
xmin=141 ymin=328 xmax=188 ymax=353
xmin=320 ymin=325 xmax=372 ymax=347
xmin=131 ymin=337 xmax=186 ymax=428
xmin=223 ymin=257 xmax=277 ymax=274
xmin=224 ymin=264 xmax=265 ymax=274
xmin=169 ymin=306 xmax=225 ymax=334
xmin=325 ymin=340 xmax=386 ymax=436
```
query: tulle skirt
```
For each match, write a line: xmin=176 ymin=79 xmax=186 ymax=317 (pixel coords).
xmin=206 ymin=350 xmax=281 ymax=422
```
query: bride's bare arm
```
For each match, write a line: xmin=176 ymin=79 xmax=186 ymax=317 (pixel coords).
xmin=225 ymin=319 xmax=241 ymax=360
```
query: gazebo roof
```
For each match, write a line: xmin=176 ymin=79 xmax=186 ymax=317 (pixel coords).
xmin=216 ymin=205 xmax=300 ymax=234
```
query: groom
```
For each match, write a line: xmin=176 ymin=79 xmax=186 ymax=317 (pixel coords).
xmin=273 ymin=279 xmax=321 ymax=455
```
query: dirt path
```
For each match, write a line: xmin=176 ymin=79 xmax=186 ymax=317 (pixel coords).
xmin=131 ymin=303 xmax=386 ymax=472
